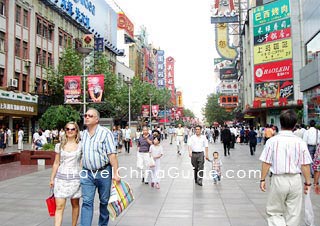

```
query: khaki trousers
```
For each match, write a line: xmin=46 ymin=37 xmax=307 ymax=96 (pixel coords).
xmin=266 ymin=174 xmax=302 ymax=226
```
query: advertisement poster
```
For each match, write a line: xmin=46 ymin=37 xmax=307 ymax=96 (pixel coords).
xmin=254 ymin=59 xmax=293 ymax=83
xmin=220 ymin=68 xmax=238 ymax=80
xmin=152 ymin=105 xmax=159 ymax=117
xmin=141 ymin=105 xmax=150 ymax=117
xmin=279 ymin=80 xmax=294 ymax=100
xmin=64 ymin=76 xmax=81 ymax=104
xmin=254 ymin=39 xmax=292 ymax=65
xmin=255 ymin=82 xmax=280 ymax=101
xmin=87 ymin=74 xmax=104 ymax=103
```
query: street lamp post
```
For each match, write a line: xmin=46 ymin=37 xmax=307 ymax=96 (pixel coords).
xmin=125 ymin=79 xmax=132 ymax=128
xmin=77 ymin=47 xmax=93 ymax=117
xmin=149 ymin=93 xmax=152 ymax=128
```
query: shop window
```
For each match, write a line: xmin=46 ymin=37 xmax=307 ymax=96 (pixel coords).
xmin=22 ymin=74 xmax=27 ymax=92
xmin=0 ymin=68 xmax=3 ymax=86
xmin=0 ymin=31 xmax=4 ymax=52
xmin=23 ymin=9 xmax=28 ymax=27
xmin=15 ymin=38 xmax=21 ymax=57
xmin=16 ymin=5 xmax=21 ymax=24
xmin=306 ymin=31 xmax=320 ymax=64
xmin=23 ymin=41 xmax=28 ymax=59
xmin=36 ymin=47 xmax=41 ymax=64
xmin=36 ymin=18 xmax=42 ymax=35
xmin=0 ymin=0 xmax=5 ymax=16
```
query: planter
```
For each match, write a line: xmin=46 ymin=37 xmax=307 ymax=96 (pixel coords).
xmin=20 ymin=150 xmax=56 ymax=165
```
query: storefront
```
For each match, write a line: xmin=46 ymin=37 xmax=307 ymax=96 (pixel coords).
xmin=0 ymin=90 xmax=38 ymax=144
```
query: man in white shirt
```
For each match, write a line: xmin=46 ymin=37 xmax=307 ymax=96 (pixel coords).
xmin=176 ymin=124 xmax=184 ymax=155
xmin=188 ymin=125 xmax=209 ymax=186
xmin=303 ymin=120 xmax=320 ymax=177
xmin=259 ymin=109 xmax=312 ymax=226
xmin=124 ymin=125 xmax=131 ymax=153
xmin=6 ymin=128 xmax=12 ymax=147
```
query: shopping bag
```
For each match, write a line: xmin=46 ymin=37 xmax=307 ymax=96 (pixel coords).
xmin=129 ymin=139 xmax=132 ymax=148
xmin=108 ymin=180 xmax=134 ymax=220
xmin=46 ymin=191 xmax=56 ymax=217
xmin=305 ymin=192 xmax=315 ymax=226
xmin=149 ymin=156 xmax=155 ymax=168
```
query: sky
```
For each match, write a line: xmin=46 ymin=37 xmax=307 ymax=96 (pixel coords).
xmin=112 ymin=0 xmax=218 ymax=119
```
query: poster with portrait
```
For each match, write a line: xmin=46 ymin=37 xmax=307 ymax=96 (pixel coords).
xmin=152 ymin=105 xmax=159 ymax=117
xmin=254 ymin=82 xmax=280 ymax=101
xmin=64 ymin=76 xmax=81 ymax=103
xmin=141 ymin=105 xmax=150 ymax=117
xmin=87 ymin=74 xmax=104 ymax=103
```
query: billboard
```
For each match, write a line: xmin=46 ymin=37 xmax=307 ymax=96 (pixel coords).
xmin=87 ymin=74 xmax=104 ymax=103
xmin=64 ymin=76 xmax=81 ymax=104
xmin=156 ymin=50 xmax=165 ymax=88
xmin=166 ymin=57 xmax=176 ymax=105
xmin=220 ymin=81 xmax=239 ymax=94
xmin=220 ymin=68 xmax=238 ymax=80
xmin=118 ymin=13 xmax=134 ymax=39
xmin=141 ymin=105 xmax=150 ymax=117
xmin=254 ymin=59 xmax=293 ymax=83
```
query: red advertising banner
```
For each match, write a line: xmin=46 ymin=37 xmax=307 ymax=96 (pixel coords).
xmin=254 ymin=59 xmax=293 ymax=83
xmin=255 ymin=81 xmax=280 ymax=101
xmin=64 ymin=76 xmax=81 ymax=104
xmin=279 ymin=80 xmax=294 ymax=100
xmin=152 ymin=105 xmax=159 ymax=117
xmin=117 ymin=13 xmax=134 ymax=39
xmin=254 ymin=27 xmax=291 ymax=45
xmin=87 ymin=74 xmax=104 ymax=103
xmin=141 ymin=105 xmax=150 ymax=117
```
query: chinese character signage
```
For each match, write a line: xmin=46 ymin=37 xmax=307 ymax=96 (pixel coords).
xmin=64 ymin=76 xmax=81 ymax=103
xmin=157 ymin=50 xmax=165 ymax=88
xmin=166 ymin=57 xmax=176 ymax=105
xmin=82 ymin=34 xmax=94 ymax=49
xmin=252 ymin=0 xmax=293 ymax=103
xmin=252 ymin=0 xmax=290 ymax=25
xmin=118 ymin=13 xmax=134 ymax=39
xmin=87 ymin=74 xmax=104 ymax=103
xmin=94 ymin=37 xmax=104 ymax=52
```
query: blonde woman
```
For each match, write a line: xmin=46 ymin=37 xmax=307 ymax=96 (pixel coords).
xmin=49 ymin=122 xmax=81 ymax=226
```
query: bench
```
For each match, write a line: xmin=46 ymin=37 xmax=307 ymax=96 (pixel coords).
xmin=0 ymin=152 xmax=20 ymax=164
xmin=20 ymin=150 xmax=55 ymax=165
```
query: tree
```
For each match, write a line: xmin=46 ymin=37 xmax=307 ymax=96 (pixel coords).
xmin=39 ymin=105 xmax=81 ymax=130
xmin=183 ymin=108 xmax=195 ymax=118
xmin=203 ymin=93 xmax=234 ymax=125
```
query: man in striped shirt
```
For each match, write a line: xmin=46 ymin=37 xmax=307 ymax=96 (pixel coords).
xmin=259 ymin=109 xmax=312 ymax=226
xmin=80 ymin=108 xmax=120 ymax=226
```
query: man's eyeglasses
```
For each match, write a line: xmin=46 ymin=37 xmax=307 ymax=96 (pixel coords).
xmin=65 ymin=128 xmax=76 ymax=131
xmin=84 ymin=114 xmax=95 ymax=118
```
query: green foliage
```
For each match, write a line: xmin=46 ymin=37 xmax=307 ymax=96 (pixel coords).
xmin=42 ymin=143 xmax=55 ymax=151
xmin=183 ymin=108 xmax=195 ymax=118
xmin=203 ymin=93 xmax=234 ymax=125
xmin=39 ymin=105 xmax=80 ymax=130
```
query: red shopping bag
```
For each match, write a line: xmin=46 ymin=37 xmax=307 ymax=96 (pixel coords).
xmin=129 ymin=139 xmax=132 ymax=148
xmin=46 ymin=194 xmax=56 ymax=217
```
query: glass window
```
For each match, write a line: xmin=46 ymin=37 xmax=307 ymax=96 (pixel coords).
xmin=16 ymin=5 xmax=21 ymax=24
xmin=0 ymin=1 xmax=5 ymax=16
xmin=227 ymin=97 xmax=232 ymax=102
xmin=15 ymin=72 xmax=20 ymax=89
xmin=35 ymin=78 xmax=40 ymax=93
xmin=15 ymin=38 xmax=21 ymax=57
xmin=47 ymin=52 xmax=52 ymax=67
xmin=59 ymin=33 xmax=63 ymax=46
xmin=36 ymin=48 xmax=41 ymax=64
xmin=43 ymin=24 xmax=48 ymax=39
xmin=22 ymin=74 xmax=27 ymax=92
xmin=23 ymin=41 xmax=28 ymax=59
xmin=42 ymin=50 xmax=46 ymax=65
xmin=36 ymin=18 xmax=42 ymax=35
xmin=0 ymin=31 xmax=4 ymax=52
xmin=306 ymin=31 xmax=320 ymax=64
xmin=0 ymin=68 xmax=4 ymax=86
xmin=23 ymin=9 xmax=28 ymax=27
xmin=48 ymin=25 xmax=53 ymax=41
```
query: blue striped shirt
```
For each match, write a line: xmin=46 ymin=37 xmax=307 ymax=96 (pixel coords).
xmin=82 ymin=125 xmax=117 ymax=170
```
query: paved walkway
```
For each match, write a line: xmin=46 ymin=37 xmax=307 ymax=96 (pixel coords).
xmin=0 ymin=139 xmax=320 ymax=226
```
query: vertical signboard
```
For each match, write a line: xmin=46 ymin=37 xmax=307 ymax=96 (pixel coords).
xmin=156 ymin=50 xmax=165 ymax=88
xmin=64 ymin=76 xmax=81 ymax=103
xmin=87 ymin=74 xmax=104 ymax=103
xmin=252 ymin=0 xmax=293 ymax=102
xmin=166 ymin=57 xmax=176 ymax=105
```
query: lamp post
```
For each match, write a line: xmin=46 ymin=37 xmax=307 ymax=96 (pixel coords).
xmin=77 ymin=47 xmax=93 ymax=117
xmin=149 ymin=93 xmax=152 ymax=128
xmin=125 ymin=79 xmax=132 ymax=128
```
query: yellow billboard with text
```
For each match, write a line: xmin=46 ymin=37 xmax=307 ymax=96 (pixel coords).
xmin=254 ymin=39 xmax=292 ymax=65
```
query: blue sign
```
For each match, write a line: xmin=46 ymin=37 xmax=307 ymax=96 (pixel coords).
xmin=94 ymin=38 xmax=104 ymax=52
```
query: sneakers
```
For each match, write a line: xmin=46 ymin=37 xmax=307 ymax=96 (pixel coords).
xmin=155 ymin=183 xmax=160 ymax=189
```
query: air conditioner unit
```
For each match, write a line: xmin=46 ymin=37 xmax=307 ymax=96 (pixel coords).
xmin=9 ymin=79 xmax=18 ymax=88
xmin=24 ymin=59 xmax=31 ymax=67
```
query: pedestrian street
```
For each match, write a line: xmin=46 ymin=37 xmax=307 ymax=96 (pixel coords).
xmin=0 ymin=139 xmax=320 ymax=226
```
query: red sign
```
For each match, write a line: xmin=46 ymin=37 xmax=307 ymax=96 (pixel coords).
xmin=254 ymin=27 xmax=291 ymax=45
xmin=87 ymin=74 xmax=104 ymax=103
xmin=152 ymin=105 xmax=159 ymax=117
xmin=254 ymin=59 xmax=293 ymax=83
xmin=141 ymin=105 xmax=150 ymax=117
xmin=64 ymin=76 xmax=81 ymax=103
xmin=117 ymin=13 xmax=134 ymax=39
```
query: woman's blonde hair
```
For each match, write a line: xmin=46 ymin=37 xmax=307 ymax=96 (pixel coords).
xmin=60 ymin=122 xmax=80 ymax=150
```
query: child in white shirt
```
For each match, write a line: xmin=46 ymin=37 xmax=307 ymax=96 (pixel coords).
xmin=149 ymin=134 xmax=163 ymax=189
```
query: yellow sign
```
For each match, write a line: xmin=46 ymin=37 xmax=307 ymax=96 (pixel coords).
xmin=0 ymin=99 xmax=38 ymax=116
xmin=82 ymin=34 xmax=94 ymax=49
xmin=254 ymin=39 xmax=292 ymax=65
xmin=177 ymin=95 xmax=183 ymax=107
xmin=216 ymin=23 xmax=238 ymax=60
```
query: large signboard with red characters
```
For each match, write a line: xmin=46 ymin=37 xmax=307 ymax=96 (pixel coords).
xmin=166 ymin=57 xmax=176 ymax=105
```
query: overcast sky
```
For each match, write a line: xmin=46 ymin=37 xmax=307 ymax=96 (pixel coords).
xmin=113 ymin=0 xmax=218 ymax=119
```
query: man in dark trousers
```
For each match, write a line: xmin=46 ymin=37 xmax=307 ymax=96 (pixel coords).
xmin=221 ymin=125 xmax=232 ymax=156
